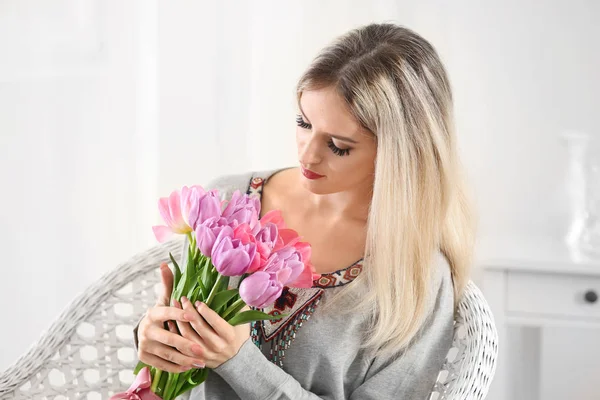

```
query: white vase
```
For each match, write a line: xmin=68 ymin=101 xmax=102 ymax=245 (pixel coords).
xmin=562 ymin=131 xmax=600 ymax=260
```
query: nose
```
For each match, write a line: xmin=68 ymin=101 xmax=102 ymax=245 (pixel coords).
xmin=298 ymin=135 xmax=323 ymax=166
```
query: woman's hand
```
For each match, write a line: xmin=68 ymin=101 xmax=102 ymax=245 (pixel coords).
xmin=172 ymin=296 xmax=251 ymax=369
xmin=136 ymin=263 xmax=207 ymax=373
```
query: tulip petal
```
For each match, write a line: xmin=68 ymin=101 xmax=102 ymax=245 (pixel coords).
xmin=260 ymin=210 xmax=286 ymax=229
xmin=240 ymin=272 xmax=283 ymax=308
xmin=158 ymin=197 xmax=173 ymax=226
xmin=152 ymin=225 xmax=173 ymax=243
xmin=168 ymin=191 xmax=184 ymax=229
xmin=239 ymin=271 xmax=270 ymax=304
xmin=287 ymin=264 xmax=315 ymax=288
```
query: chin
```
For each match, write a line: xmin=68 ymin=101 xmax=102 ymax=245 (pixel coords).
xmin=301 ymin=178 xmax=334 ymax=195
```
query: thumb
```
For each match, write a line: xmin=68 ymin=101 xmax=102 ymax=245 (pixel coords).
xmin=156 ymin=262 xmax=174 ymax=306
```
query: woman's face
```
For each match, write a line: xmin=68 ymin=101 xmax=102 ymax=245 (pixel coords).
xmin=296 ymin=86 xmax=377 ymax=195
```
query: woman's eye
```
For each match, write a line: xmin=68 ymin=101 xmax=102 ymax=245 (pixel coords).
xmin=327 ymin=139 xmax=351 ymax=156
xmin=296 ymin=114 xmax=351 ymax=156
xmin=295 ymin=114 xmax=312 ymax=129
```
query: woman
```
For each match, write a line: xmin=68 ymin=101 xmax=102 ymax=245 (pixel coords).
xmin=136 ymin=22 xmax=475 ymax=399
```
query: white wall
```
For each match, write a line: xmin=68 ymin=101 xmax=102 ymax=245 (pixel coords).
xmin=1 ymin=1 xmax=599 ymax=398
xmin=0 ymin=0 xmax=159 ymax=369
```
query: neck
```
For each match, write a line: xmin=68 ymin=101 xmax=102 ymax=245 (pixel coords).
xmin=302 ymin=175 xmax=372 ymax=223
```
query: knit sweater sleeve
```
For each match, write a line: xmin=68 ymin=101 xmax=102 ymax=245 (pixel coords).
xmin=209 ymin=256 xmax=454 ymax=400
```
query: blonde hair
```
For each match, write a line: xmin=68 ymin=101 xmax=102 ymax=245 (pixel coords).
xmin=296 ymin=23 xmax=476 ymax=355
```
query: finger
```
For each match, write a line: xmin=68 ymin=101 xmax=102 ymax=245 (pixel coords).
xmin=145 ymin=324 xmax=203 ymax=358
xmin=147 ymin=306 xmax=189 ymax=324
xmin=167 ymin=320 xmax=179 ymax=335
xmin=180 ymin=297 xmax=220 ymax=346
xmin=138 ymin=350 xmax=197 ymax=374
xmin=147 ymin=341 xmax=205 ymax=369
xmin=195 ymin=301 xmax=234 ymax=340
xmin=157 ymin=263 xmax=174 ymax=306
xmin=173 ymin=298 xmax=205 ymax=344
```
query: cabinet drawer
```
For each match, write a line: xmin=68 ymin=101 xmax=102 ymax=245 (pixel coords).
xmin=506 ymin=271 xmax=600 ymax=319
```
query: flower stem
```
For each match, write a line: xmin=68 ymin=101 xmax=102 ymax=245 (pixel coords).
xmin=186 ymin=232 xmax=198 ymax=260
xmin=222 ymin=297 xmax=245 ymax=320
xmin=205 ymin=273 xmax=223 ymax=307
xmin=150 ymin=368 xmax=162 ymax=393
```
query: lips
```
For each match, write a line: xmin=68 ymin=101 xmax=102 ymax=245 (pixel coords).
xmin=301 ymin=166 xmax=324 ymax=180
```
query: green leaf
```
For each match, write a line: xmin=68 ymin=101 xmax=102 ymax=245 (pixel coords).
xmin=219 ymin=275 xmax=230 ymax=292
xmin=162 ymin=372 xmax=178 ymax=400
xmin=169 ymin=252 xmax=182 ymax=291
xmin=176 ymin=368 xmax=209 ymax=396
xmin=197 ymin=276 xmax=209 ymax=300
xmin=189 ymin=285 xmax=203 ymax=304
xmin=187 ymin=367 xmax=209 ymax=385
xmin=221 ymin=297 xmax=245 ymax=320
xmin=173 ymin=369 xmax=193 ymax=395
xmin=210 ymin=289 xmax=239 ymax=313
xmin=228 ymin=310 xmax=289 ymax=326
xmin=201 ymin=258 xmax=212 ymax=288
xmin=133 ymin=360 xmax=149 ymax=375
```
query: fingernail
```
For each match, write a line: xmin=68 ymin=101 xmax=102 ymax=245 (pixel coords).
xmin=195 ymin=301 xmax=201 ymax=307
xmin=181 ymin=296 xmax=188 ymax=305
xmin=193 ymin=363 xmax=205 ymax=369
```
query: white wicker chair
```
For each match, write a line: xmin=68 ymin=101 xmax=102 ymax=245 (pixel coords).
xmin=429 ymin=281 xmax=499 ymax=400
xmin=0 ymin=239 xmax=498 ymax=399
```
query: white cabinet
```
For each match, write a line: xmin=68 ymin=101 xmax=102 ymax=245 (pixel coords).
xmin=479 ymin=238 xmax=600 ymax=400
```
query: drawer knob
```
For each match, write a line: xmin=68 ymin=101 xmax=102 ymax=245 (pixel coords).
xmin=584 ymin=290 xmax=598 ymax=304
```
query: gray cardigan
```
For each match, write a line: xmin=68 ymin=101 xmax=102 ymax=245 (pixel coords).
xmin=142 ymin=170 xmax=455 ymax=400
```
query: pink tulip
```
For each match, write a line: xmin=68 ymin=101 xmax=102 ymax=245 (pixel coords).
xmin=188 ymin=190 xmax=222 ymax=230
xmin=260 ymin=210 xmax=286 ymax=229
xmin=255 ymin=223 xmax=279 ymax=269
xmin=195 ymin=216 xmax=229 ymax=257
xmin=239 ymin=271 xmax=283 ymax=308
xmin=152 ymin=185 xmax=207 ymax=243
xmin=286 ymin=241 xmax=320 ymax=288
xmin=211 ymin=226 xmax=257 ymax=276
xmin=268 ymin=231 xmax=320 ymax=288
xmin=109 ymin=367 xmax=161 ymax=400
xmin=222 ymin=191 xmax=261 ymax=233
xmin=233 ymin=224 xmax=260 ymax=273
xmin=263 ymin=246 xmax=304 ymax=286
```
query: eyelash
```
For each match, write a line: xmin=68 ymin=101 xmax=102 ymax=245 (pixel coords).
xmin=327 ymin=139 xmax=351 ymax=156
xmin=295 ymin=114 xmax=311 ymax=129
xmin=295 ymin=114 xmax=352 ymax=157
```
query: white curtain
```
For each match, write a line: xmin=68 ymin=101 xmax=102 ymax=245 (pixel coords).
xmin=1 ymin=0 xmax=445 ymax=373
xmin=0 ymin=0 xmax=159 ymax=370
xmin=156 ymin=0 xmax=455 ymax=191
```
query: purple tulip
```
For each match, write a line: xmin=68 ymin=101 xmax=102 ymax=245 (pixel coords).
xmin=188 ymin=190 xmax=222 ymax=230
xmin=211 ymin=226 xmax=257 ymax=276
xmin=221 ymin=191 xmax=261 ymax=232
xmin=239 ymin=271 xmax=284 ymax=308
xmin=263 ymin=246 xmax=304 ymax=286
xmin=195 ymin=216 xmax=229 ymax=257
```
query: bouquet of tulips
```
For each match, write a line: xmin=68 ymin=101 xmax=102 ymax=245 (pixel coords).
xmin=112 ymin=186 xmax=317 ymax=400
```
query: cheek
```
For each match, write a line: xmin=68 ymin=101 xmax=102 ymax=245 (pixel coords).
xmin=295 ymin=130 xmax=312 ymax=153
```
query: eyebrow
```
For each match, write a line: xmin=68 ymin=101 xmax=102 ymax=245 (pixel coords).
xmin=299 ymin=104 xmax=359 ymax=144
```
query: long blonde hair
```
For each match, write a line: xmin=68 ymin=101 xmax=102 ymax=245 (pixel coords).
xmin=296 ymin=23 xmax=476 ymax=355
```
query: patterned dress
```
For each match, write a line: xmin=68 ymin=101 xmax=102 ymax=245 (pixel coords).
xmin=245 ymin=175 xmax=364 ymax=368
